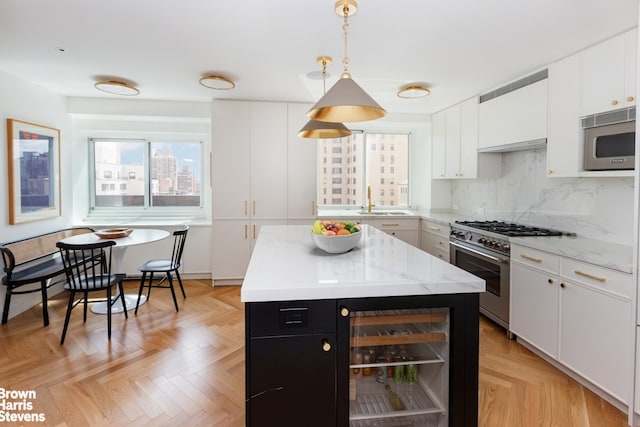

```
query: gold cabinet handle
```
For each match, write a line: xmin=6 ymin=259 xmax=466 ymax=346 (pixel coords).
xmin=340 ymin=307 xmax=350 ymax=317
xmin=382 ymin=223 xmax=400 ymax=227
xmin=574 ymin=270 xmax=607 ymax=282
xmin=322 ymin=339 xmax=331 ymax=352
xmin=312 ymin=200 xmax=316 ymax=215
xmin=427 ymin=226 xmax=440 ymax=231
xmin=520 ymin=254 xmax=543 ymax=263
xmin=627 ymin=96 xmax=635 ymax=102
xmin=253 ymin=224 xmax=256 ymax=239
xmin=612 ymin=99 xmax=619 ymax=106
xmin=252 ymin=200 xmax=256 ymax=216
xmin=244 ymin=201 xmax=248 ymax=216
xmin=244 ymin=224 xmax=248 ymax=239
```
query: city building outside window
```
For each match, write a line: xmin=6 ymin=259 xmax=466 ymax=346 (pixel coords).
xmin=90 ymin=139 xmax=202 ymax=209
xmin=316 ymin=132 xmax=409 ymax=208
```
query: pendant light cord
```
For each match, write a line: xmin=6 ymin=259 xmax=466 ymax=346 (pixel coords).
xmin=342 ymin=6 xmax=350 ymax=76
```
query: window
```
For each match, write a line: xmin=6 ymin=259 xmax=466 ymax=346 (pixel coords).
xmin=316 ymin=132 xmax=409 ymax=208
xmin=91 ymin=139 xmax=202 ymax=209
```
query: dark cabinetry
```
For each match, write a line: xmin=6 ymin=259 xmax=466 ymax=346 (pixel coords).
xmin=245 ymin=294 xmax=479 ymax=427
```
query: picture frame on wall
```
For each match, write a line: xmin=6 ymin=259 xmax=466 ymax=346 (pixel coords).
xmin=7 ymin=118 xmax=61 ymax=224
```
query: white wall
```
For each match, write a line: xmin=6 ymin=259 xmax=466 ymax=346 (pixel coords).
xmin=0 ymin=70 xmax=72 ymax=318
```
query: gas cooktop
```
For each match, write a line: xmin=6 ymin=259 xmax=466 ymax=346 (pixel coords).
xmin=453 ymin=220 xmax=565 ymax=237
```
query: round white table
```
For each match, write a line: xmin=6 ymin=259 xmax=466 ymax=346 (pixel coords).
xmin=58 ymin=228 xmax=170 ymax=314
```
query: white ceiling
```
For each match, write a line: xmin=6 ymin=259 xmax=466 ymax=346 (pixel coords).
xmin=0 ymin=0 xmax=638 ymax=118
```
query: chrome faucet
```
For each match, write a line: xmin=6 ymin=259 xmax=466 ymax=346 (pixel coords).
xmin=367 ymin=185 xmax=375 ymax=212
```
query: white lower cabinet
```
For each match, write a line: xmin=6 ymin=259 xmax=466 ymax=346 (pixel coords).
xmin=510 ymin=243 xmax=633 ymax=406
xmin=364 ymin=218 xmax=420 ymax=248
xmin=420 ymin=220 xmax=450 ymax=261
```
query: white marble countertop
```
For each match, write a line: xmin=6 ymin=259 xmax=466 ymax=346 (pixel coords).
xmin=241 ymin=225 xmax=485 ymax=302
xmin=509 ymin=235 xmax=633 ymax=274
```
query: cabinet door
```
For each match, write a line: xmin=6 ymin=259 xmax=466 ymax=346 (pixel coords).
xmin=459 ymin=98 xmax=478 ymax=179
xmin=624 ymin=29 xmax=637 ymax=109
xmin=250 ymin=102 xmax=288 ymax=219
xmin=444 ymin=104 xmax=461 ymax=178
xmin=559 ymin=280 xmax=632 ymax=403
xmin=287 ymin=103 xmax=317 ymax=220
xmin=510 ymin=263 xmax=559 ymax=358
xmin=547 ymin=54 xmax=582 ymax=177
xmin=581 ymin=32 xmax=628 ymax=116
xmin=211 ymin=219 xmax=251 ymax=282
xmin=248 ymin=334 xmax=336 ymax=427
xmin=431 ymin=110 xmax=446 ymax=179
xmin=212 ymin=101 xmax=251 ymax=218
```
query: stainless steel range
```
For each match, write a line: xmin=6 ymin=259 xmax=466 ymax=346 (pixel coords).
xmin=449 ymin=220 xmax=566 ymax=334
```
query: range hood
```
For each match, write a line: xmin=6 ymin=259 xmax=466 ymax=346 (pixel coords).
xmin=477 ymin=138 xmax=547 ymax=153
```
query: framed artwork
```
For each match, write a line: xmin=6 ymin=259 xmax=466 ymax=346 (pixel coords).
xmin=7 ymin=118 xmax=61 ymax=224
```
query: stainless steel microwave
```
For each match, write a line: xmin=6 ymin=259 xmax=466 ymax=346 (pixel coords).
xmin=584 ymin=120 xmax=635 ymax=171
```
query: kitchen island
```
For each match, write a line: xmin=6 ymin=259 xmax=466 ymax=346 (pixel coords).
xmin=242 ymin=225 xmax=485 ymax=427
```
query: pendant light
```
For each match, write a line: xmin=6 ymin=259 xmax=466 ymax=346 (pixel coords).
xmin=306 ymin=0 xmax=386 ymax=123
xmin=299 ymin=56 xmax=352 ymax=139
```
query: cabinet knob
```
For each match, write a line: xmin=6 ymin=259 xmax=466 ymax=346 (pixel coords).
xmin=548 ymin=278 xmax=554 ymax=285
xmin=340 ymin=307 xmax=350 ymax=317
xmin=548 ymin=169 xmax=554 ymax=175
xmin=322 ymin=340 xmax=331 ymax=352
xmin=560 ymin=283 xmax=566 ymax=288
xmin=611 ymin=99 xmax=619 ymax=106
xmin=628 ymin=96 xmax=635 ymax=102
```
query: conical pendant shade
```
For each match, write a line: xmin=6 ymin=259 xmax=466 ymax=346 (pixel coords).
xmin=307 ymin=74 xmax=386 ymax=123
xmin=298 ymin=119 xmax=352 ymax=139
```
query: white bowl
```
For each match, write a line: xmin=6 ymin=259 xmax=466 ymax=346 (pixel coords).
xmin=311 ymin=230 xmax=362 ymax=254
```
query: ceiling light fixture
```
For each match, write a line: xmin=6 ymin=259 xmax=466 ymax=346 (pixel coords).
xmin=199 ymin=74 xmax=235 ymax=90
xmin=94 ymin=80 xmax=139 ymax=96
xmin=397 ymin=85 xmax=431 ymax=99
xmin=299 ymin=56 xmax=352 ymax=139
xmin=307 ymin=0 xmax=386 ymax=123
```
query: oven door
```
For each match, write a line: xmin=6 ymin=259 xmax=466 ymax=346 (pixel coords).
xmin=450 ymin=240 xmax=510 ymax=329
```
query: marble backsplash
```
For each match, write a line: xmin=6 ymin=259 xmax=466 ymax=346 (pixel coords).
xmin=450 ymin=149 xmax=635 ymax=245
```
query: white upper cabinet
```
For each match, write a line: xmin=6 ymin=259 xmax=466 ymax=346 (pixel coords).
xmin=287 ymin=103 xmax=317 ymax=220
xmin=478 ymin=77 xmax=548 ymax=151
xmin=547 ymin=55 xmax=582 ymax=177
xmin=432 ymin=97 xmax=500 ymax=180
xmin=581 ymin=29 xmax=637 ymax=116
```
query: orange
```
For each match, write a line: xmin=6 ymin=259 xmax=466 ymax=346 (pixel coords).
xmin=337 ymin=228 xmax=351 ymax=235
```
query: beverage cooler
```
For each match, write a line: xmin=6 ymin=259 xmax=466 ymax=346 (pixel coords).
xmin=347 ymin=307 xmax=450 ymax=426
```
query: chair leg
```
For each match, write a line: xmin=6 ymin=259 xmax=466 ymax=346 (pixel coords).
xmin=83 ymin=291 xmax=89 ymax=323
xmin=118 ymin=281 xmax=128 ymax=319
xmin=135 ymin=272 xmax=147 ymax=315
xmin=2 ymin=286 xmax=13 ymax=325
xmin=146 ymin=272 xmax=154 ymax=300
xmin=106 ymin=287 xmax=112 ymax=340
xmin=166 ymin=273 xmax=179 ymax=312
xmin=175 ymin=269 xmax=186 ymax=299
xmin=60 ymin=291 xmax=75 ymax=345
xmin=40 ymin=279 xmax=50 ymax=327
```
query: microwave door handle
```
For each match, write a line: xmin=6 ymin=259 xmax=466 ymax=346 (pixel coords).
xmin=450 ymin=241 xmax=506 ymax=264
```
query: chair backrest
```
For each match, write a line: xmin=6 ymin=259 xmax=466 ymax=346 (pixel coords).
xmin=56 ymin=240 xmax=116 ymax=290
xmin=170 ymin=225 xmax=189 ymax=269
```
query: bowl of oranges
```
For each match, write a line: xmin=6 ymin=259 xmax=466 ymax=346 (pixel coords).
xmin=311 ymin=220 xmax=362 ymax=254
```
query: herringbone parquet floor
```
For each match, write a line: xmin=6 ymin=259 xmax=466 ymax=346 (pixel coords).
xmin=0 ymin=280 xmax=629 ymax=426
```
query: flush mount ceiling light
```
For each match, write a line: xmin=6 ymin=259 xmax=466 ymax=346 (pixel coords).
xmin=397 ymin=85 xmax=431 ymax=99
xmin=94 ymin=80 xmax=139 ymax=96
xmin=299 ymin=56 xmax=352 ymax=139
xmin=307 ymin=0 xmax=386 ymax=123
xmin=199 ymin=74 xmax=235 ymax=90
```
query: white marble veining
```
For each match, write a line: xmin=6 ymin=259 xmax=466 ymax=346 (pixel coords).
xmin=450 ymin=149 xmax=635 ymax=245
xmin=241 ymin=225 xmax=485 ymax=302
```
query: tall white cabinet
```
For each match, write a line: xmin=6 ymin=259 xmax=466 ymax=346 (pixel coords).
xmin=212 ymin=100 xmax=314 ymax=284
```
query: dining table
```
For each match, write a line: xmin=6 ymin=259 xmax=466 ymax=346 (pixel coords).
xmin=58 ymin=228 xmax=170 ymax=314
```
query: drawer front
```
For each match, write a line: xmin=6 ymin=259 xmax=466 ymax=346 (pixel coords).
xmin=248 ymin=300 xmax=336 ymax=337
xmin=366 ymin=218 xmax=419 ymax=231
xmin=511 ymin=244 xmax=560 ymax=274
xmin=422 ymin=233 xmax=450 ymax=259
xmin=561 ymin=258 xmax=633 ymax=299
xmin=421 ymin=220 xmax=450 ymax=238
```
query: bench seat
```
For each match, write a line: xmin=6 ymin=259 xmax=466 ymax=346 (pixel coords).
xmin=1 ymin=227 xmax=94 ymax=326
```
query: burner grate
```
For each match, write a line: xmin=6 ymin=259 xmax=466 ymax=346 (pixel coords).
xmin=454 ymin=221 xmax=563 ymax=237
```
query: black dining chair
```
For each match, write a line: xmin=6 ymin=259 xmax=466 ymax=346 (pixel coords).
xmin=56 ymin=240 xmax=128 ymax=345
xmin=135 ymin=225 xmax=189 ymax=314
